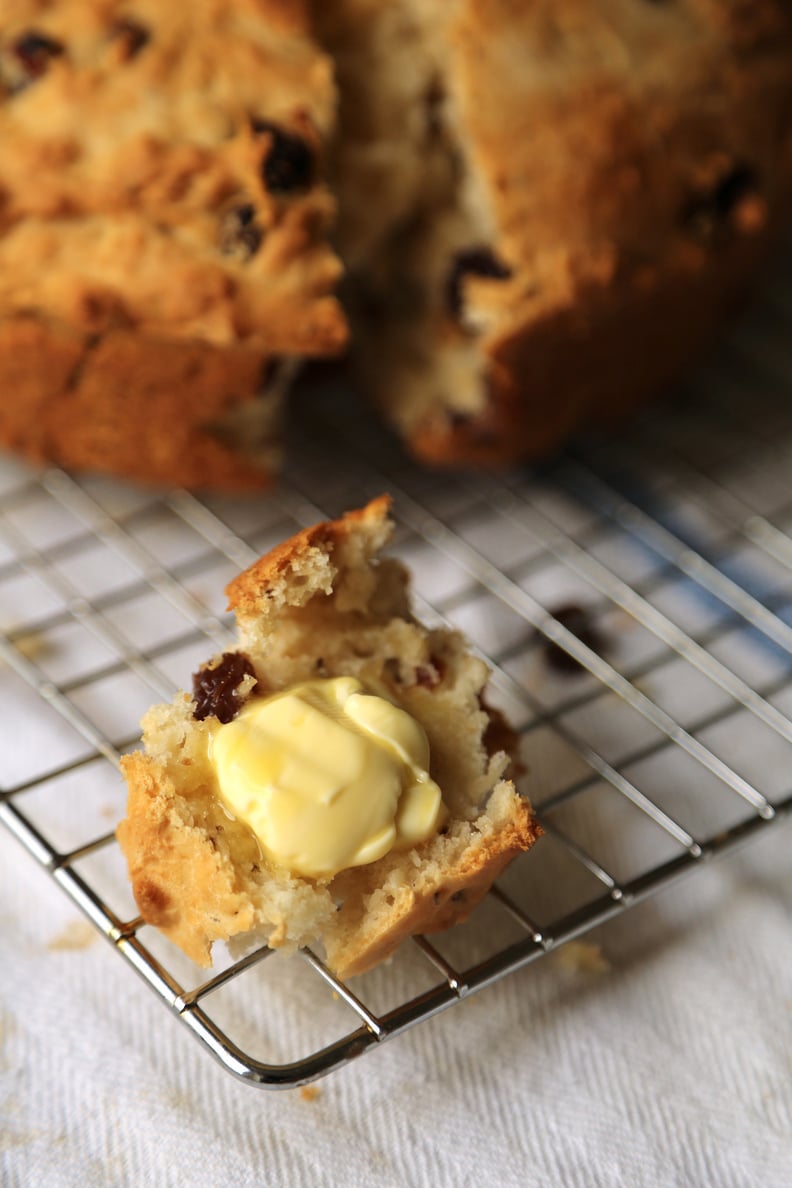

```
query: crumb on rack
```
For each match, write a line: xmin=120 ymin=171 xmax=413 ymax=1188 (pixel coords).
xmin=4 ymin=631 xmax=50 ymax=661
xmin=300 ymin=1085 xmax=322 ymax=1102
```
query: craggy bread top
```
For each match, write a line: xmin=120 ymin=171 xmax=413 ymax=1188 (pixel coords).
xmin=0 ymin=0 xmax=345 ymax=353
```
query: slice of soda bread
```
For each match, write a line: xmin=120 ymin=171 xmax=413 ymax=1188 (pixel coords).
xmin=117 ymin=496 xmax=539 ymax=978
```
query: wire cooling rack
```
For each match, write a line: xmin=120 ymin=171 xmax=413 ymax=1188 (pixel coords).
xmin=2 ymin=270 xmax=792 ymax=1088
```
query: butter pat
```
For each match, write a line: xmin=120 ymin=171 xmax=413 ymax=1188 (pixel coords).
xmin=209 ymin=676 xmax=445 ymax=878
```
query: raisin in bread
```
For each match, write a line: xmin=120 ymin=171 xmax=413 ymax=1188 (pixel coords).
xmin=316 ymin=0 xmax=792 ymax=466
xmin=117 ymin=497 xmax=539 ymax=978
xmin=0 ymin=0 xmax=345 ymax=490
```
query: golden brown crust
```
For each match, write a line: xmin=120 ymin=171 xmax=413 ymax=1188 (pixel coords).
xmin=118 ymin=750 xmax=258 ymax=966
xmin=0 ymin=0 xmax=346 ymax=487
xmin=226 ymin=494 xmax=393 ymax=616
xmin=327 ymin=794 xmax=540 ymax=979
xmin=329 ymin=0 xmax=792 ymax=467
xmin=411 ymin=0 xmax=792 ymax=464
xmin=409 ymin=230 xmax=783 ymax=468
xmin=449 ymin=0 xmax=792 ymax=262
xmin=0 ymin=316 xmax=287 ymax=490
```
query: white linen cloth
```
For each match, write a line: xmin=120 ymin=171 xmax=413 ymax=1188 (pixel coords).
xmin=2 ymin=817 xmax=790 ymax=1188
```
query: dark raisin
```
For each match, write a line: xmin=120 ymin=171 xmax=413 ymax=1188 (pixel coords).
xmin=192 ymin=651 xmax=259 ymax=724
xmin=543 ymin=603 xmax=604 ymax=675
xmin=218 ymin=203 xmax=263 ymax=261
xmin=12 ymin=31 xmax=64 ymax=79
xmin=681 ymin=165 xmax=760 ymax=243
xmin=445 ymin=247 xmax=512 ymax=319
xmin=251 ymin=119 xmax=315 ymax=194
xmin=110 ymin=18 xmax=150 ymax=60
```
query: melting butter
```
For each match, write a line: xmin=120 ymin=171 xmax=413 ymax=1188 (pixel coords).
xmin=209 ymin=676 xmax=445 ymax=878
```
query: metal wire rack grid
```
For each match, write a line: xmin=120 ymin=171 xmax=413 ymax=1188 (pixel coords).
xmin=1 ymin=274 xmax=792 ymax=1088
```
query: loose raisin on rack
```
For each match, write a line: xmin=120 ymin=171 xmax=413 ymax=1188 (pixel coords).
xmin=251 ymin=119 xmax=315 ymax=194
xmin=109 ymin=18 xmax=151 ymax=60
xmin=543 ymin=603 xmax=604 ymax=675
xmin=218 ymin=203 xmax=263 ymax=261
xmin=192 ymin=652 xmax=259 ymax=724
xmin=681 ymin=165 xmax=760 ymax=243
xmin=445 ymin=247 xmax=512 ymax=319
xmin=12 ymin=31 xmax=64 ymax=80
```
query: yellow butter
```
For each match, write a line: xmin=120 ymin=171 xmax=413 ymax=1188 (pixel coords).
xmin=209 ymin=676 xmax=445 ymax=878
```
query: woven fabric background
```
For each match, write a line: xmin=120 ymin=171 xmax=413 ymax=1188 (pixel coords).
xmin=3 ymin=815 xmax=791 ymax=1188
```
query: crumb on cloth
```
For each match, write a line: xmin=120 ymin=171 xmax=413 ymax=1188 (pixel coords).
xmin=554 ymin=940 xmax=610 ymax=974
xmin=48 ymin=920 xmax=98 ymax=951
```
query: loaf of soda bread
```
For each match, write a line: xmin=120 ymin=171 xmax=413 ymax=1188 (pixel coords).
xmin=0 ymin=0 xmax=345 ymax=490
xmin=318 ymin=0 xmax=792 ymax=466
xmin=117 ymin=497 xmax=539 ymax=978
